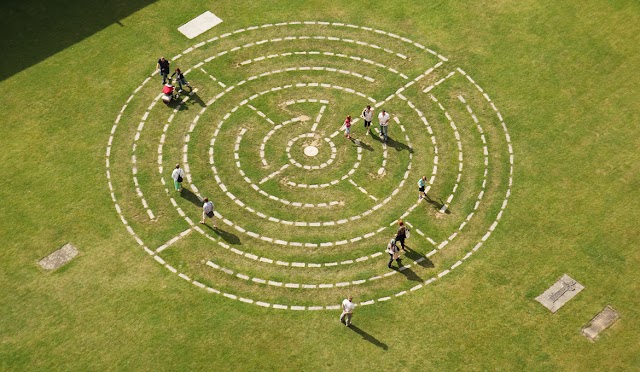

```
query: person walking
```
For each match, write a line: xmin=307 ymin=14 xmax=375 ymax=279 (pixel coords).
xmin=343 ymin=115 xmax=352 ymax=140
xmin=386 ymin=238 xmax=402 ymax=268
xmin=170 ymin=68 xmax=190 ymax=92
xmin=417 ymin=175 xmax=427 ymax=201
xmin=340 ymin=295 xmax=356 ymax=326
xmin=378 ymin=109 xmax=390 ymax=142
xmin=201 ymin=198 xmax=217 ymax=228
xmin=157 ymin=57 xmax=170 ymax=84
xmin=171 ymin=164 xmax=184 ymax=192
xmin=361 ymin=105 xmax=373 ymax=135
xmin=395 ymin=220 xmax=409 ymax=251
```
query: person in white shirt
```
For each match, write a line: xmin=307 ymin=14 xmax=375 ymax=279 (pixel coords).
xmin=201 ymin=197 xmax=217 ymax=228
xmin=361 ymin=105 xmax=374 ymax=135
xmin=171 ymin=164 xmax=185 ymax=192
xmin=340 ymin=296 xmax=356 ymax=326
xmin=378 ymin=110 xmax=391 ymax=142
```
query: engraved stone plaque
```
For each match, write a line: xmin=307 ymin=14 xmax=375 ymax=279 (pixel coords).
xmin=535 ymin=274 xmax=584 ymax=313
xmin=582 ymin=305 xmax=619 ymax=341
xmin=38 ymin=243 xmax=79 ymax=270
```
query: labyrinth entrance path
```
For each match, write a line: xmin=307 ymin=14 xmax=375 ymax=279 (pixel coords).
xmin=106 ymin=21 xmax=514 ymax=310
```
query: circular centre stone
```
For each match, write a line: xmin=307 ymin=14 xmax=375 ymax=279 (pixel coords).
xmin=303 ymin=145 xmax=319 ymax=157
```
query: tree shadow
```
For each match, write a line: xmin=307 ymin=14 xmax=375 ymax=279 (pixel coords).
xmin=180 ymin=188 xmax=203 ymax=207
xmin=1 ymin=0 xmax=157 ymax=81
xmin=348 ymin=325 xmax=388 ymax=350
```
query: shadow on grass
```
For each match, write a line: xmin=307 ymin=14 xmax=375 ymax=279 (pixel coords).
xmin=394 ymin=264 xmax=422 ymax=282
xmin=205 ymin=225 xmax=241 ymax=245
xmin=403 ymin=247 xmax=434 ymax=269
xmin=185 ymin=90 xmax=206 ymax=108
xmin=1 ymin=0 xmax=157 ymax=82
xmin=353 ymin=139 xmax=374 ymax=152
xmin=386 ymin=137 xmax=413 ymax=153
xmin=424 ymin=195 xmax=451 ymax=214
xmin=180 ymin=188 xmax=202 ymax=207
xmin=348 ymin=325 xmax=388 ymax=350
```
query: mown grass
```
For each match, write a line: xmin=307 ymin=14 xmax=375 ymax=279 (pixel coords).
xmin=1 ymin=0 xmax=639 ymax=370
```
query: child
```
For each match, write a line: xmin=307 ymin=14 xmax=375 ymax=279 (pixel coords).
xmin=417 ymin=175 xmax=427 ymax=201
xmin=343 ymin=115 xmax=352 ymax=140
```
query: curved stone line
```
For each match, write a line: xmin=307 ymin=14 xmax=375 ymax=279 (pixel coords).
xmin=171 ymin=21 xmax=447 ymax=65
xmin=106 ymin=22 xmax=513 ymax=311
xmin=195 ymin=83 xmax=414 ymax=228
xmin=236 ymin=129 xmax=341 ymax=207
xmin=204 ymin=254 xmax=426 ymax=289
xmin=131 ymin=93 xmax=163 ymax=220
xmin=434 ymin=94 xmax=491 ymax=249
xmin=286 ymin=134 xmax=337 ymax=170
xmin=239 ymin=50 xmax=409 ymax=80
xmin=430 ymin=94 xmax=464 ymax=214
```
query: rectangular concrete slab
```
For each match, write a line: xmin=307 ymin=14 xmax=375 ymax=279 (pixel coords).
xmin=178 ymin=11 xmax=223 ymax=39
xmin=582 ymin=305 xmax=619 ymax=341
xmin=38 ymin=243 xmax=78 ymax=270
xmin=535 ymin=274 xmax=584 ymax=313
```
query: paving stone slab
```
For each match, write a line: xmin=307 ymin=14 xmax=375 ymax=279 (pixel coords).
xmin=178 ymin=11 xmax=223 ymax=39
xmin=38 ymin=243 xmax=78 ymax=270
xmin=535 ymin=274 xmax=584 ymax=313
xmin=582 ymin=305 xmax=619 ymax=341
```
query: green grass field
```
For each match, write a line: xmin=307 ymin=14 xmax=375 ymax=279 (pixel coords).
xmin=2 ymin=0 xmax=639 ymax=370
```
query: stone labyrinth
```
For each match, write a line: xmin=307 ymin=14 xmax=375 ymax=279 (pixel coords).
xmin=106 ymin=21 xmax=514 ymax=310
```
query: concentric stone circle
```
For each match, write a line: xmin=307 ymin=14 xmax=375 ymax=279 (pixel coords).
xmin=105 ymin=21 xmax=514 ymax=311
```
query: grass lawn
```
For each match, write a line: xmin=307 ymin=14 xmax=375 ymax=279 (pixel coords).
xmin=1 ymin=0 xmax=639 ymax=370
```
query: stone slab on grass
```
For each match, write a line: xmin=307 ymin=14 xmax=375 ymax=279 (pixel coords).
xmin=582 ymin=305 xmax=619 ymax=341
xmin=38 ymin=243 xmax=78 ymax=270
xmin=535 ymin=274 xmax=584 ymax=313
xmin=178 ymin=11 xmax=223 ymax=39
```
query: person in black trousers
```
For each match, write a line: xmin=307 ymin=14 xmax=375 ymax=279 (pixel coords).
xmin=157 ymin=57 xmax=170 ymax=84
xmin=387 ymin=239 xmax=401 ymax=268
xmin=395 ymin=219 xmax=409 ymax=251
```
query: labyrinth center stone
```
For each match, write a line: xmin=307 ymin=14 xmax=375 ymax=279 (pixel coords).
xmin=304 ymin=146 xmax=319 ymax=157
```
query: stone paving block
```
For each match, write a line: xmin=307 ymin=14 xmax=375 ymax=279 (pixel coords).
xmin=535 ymin=274 xmax=584 ymax=313
xmin=582 ymin=305 xmax=619 ymax=341
xmin=38 ymin=243 xmax=78 ymax=270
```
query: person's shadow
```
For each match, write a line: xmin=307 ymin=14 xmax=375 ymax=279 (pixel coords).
xmin=180 ymin=188 xmax=202 ymax=207
xmin=424 ymin=195 xmax=451 ymax=214
xmin=395 ymin=265 xmax=422 ymax=282
xmin=403 ymin=246 xmax=435 ymax=269
xmin=348 ymin=325 xmax=388 ymax=350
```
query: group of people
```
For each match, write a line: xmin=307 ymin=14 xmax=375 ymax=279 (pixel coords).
xmin=342 ymin=106 xmax=391 ymax=142
xmin=157 ymin=56 xmax=192 ymax=92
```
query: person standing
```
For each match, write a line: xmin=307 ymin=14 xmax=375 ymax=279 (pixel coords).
xmin=340 ymin=296 xmax=356 ymax=326
xmin=201 ymin=198 xmax=217 ymax=228
xmin=386 ymin=239 xmax=402 ymax=268
xmin=343 ymin=115 xmax=352 ymax=140
xmin=395 ymin=220 xmax=409 ymax=251
xmin=417 ymin=175 xmax=427 ymax=201
xmin=171 ymin=164 xmax=184 ymax=192
xmin=361 ymin=105 xmax=373 ymax=135
xmin=378 ymin=109 xmax=390 ymax=142
xmin=171 ymin=68 xmax=190 ymax=92
xmin=157 ymin=57 xmax=170 ymax=84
